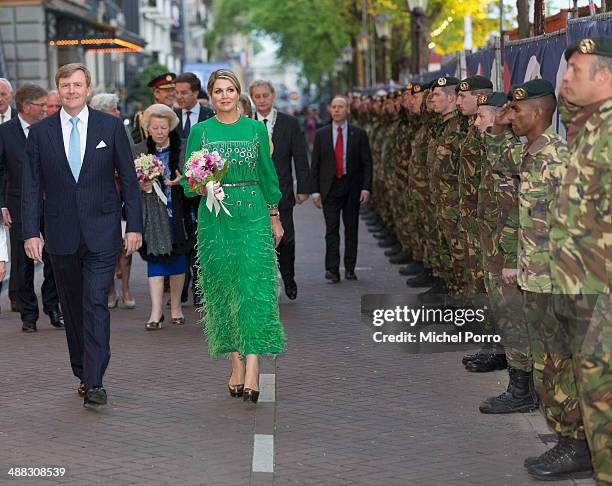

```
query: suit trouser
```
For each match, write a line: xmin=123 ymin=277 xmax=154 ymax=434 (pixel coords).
xmin=50 ymin=243 xmax=118 ymax=387
xmin=322 ymin=177 xmax=360 ymax=273
xmin=9 ymin=223 xmax=59 ymax=323
xmin=278 ymin=207 xmax=296 ymax=283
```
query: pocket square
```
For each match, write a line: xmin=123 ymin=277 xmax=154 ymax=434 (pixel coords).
xmin=96 ymin=140 xmax=107 ymax=149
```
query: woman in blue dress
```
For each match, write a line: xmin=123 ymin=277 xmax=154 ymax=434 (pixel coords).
xmin=135 ymin=104 xmax=195 ymax=330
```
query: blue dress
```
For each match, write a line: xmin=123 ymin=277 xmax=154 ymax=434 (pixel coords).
xmin=147 ymin=146 xmax=187 ymax=278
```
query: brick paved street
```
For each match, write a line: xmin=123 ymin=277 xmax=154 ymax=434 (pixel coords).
xmin=0 ymin=204 xmax=596 ymax=486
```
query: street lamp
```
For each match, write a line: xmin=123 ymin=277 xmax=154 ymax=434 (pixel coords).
xmin=374 ymin=13 xmax=391 ymax=84
xmin=357 ymin=32 xmax=369 ymax=87
xmin=407 ymin=0 xmax=428 ymax=74
xmin=342 ymin=44 xmax=354 ymax=89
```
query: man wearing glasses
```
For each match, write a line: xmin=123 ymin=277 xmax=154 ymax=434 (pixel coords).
xmin=0 ymin=83 xmax=64 ymax=332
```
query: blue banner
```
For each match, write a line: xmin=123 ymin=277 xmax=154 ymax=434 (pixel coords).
xmin=465 ymin=48 xmax=495 ymax=79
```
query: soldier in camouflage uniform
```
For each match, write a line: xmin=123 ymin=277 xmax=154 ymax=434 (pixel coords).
xmin=494 ymin=80 xmax=593 ymax=481
xmin=455 ymin=76 xmax=493 ymax=298
xmin=368 ymin=94 xmax=387 ymax=234
xmin=404 ymin=82 xmax=439 ymax=287
xmin=391 ymin=85 xmax=418 ymax=264
xmin=475 ymin=92 xmax=536 ymax=407
xmin=422 ymin=76 xmax=469 ymax=298
xmin=546 ymin=38 xmax=612 ymax=485
xmin=132 ymin=72 xmax=176 ymax=144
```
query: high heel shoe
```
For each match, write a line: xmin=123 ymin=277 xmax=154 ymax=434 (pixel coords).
xmin=119 ymin=293 xmax=136 ymax=309
xmin=145 ymin=314 xmax=164 ymax=331
xmin=243 ymin=388 xmax=260 ymax=403
xmin=228 ymin=384 xmax=244 ymax=397
xmin=108 ymin=295 xmax=119 ymax=309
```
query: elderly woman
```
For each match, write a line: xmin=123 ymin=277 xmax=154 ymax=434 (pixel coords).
xmin=238 ymin=94 xmax=253 ymax=118
xmin=135 ymin=104 xmax=195 ymax=330
xmin=90 ymin=93 xmax=136 ymax=310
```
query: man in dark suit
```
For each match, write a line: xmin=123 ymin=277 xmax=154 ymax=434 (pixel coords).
xmin=0 ymin=77 xmax=18 ymax=309
xmin=23 ymin=64 xmax=142 ymax=408
xmin=0 ymin=83 xmax=64 ymax=332
xmin=175 ymin=72 xmax=215 ymax=306
xmin=250 ymin=80 xmax=310 ymax=300
xmin=311 ymin=95 xmax=372 ymax=282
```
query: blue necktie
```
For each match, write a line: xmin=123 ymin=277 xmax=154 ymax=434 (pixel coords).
xmin=68 ymin=116 xmax=81 ymax=181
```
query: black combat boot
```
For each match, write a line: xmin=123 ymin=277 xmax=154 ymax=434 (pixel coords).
xmin=465 ymin=352 xmax=507 ymax=372
xmin=378 ymin=235 xmax=398 ymax=248
xmin=479 ymin=368 xmax=539 ymax=414
xmin=373 ymin=229 xmax=390 ymax=239
xmin=389 ymin=252 xmax=413 ymax=265
xmin=406 ymin=269 xmax=435 ymax=287
xmin=383 ymin=243 xmax=402 ymax=256
xmin=526 ymin=437 xmax=593 ymax=480
xmin=417 ymin=278 xmax=448 ymax=306
xmin=399 ymin=261 xmax=423 ymax=276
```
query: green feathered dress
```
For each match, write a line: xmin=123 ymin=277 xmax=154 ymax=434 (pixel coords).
xmin=181 ymin=116 xmax=286 ymax=357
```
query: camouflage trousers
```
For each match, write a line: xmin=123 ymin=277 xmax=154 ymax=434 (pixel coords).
xmin=524 ymin=291 xmax=585 ymax=441
xmin=553 ymin=294 xmax=611 ymax=485
xmin=408 ymin=193 xmax=425 ymax=261
xmin=484 ymin=274 xmax=530 ymax=371
xmin=439 ymin=213 xmax=465 ymax=294
xmin=461 ymin=213 xmax=486 ymax=296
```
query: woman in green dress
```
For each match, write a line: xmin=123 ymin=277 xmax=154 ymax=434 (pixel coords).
xmin=181 ymin=69 xmax=286 ymax=404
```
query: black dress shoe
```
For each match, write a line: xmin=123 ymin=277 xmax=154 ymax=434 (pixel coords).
xmin=383 ymin=244 xmax=402 ymax=256
xmin=399 ymin=262 xmax=423 ymax=276
xmin=465 ymin=353 xmax=508 ymax=372
xmin=84 ymin=387 xmax=107 ymax=408
xmin=10 ymin=300 xmax=21 ymax=313
xmin=389 ymin=252 xmax=413 ymax=265
xmin=345 ymin=271 xmax=357 ymax=280
xmin=45 ymin=308 xmax=65 ymax=329
xmin=526 ymin=438 xmax=593 ymax=480
xmin=378 ymin=236 xmax=398 ymax=248
xmin=284 ymin=280 xmax=298 ymax=300
xmin=324 ymin=271 xmax=340 ymax=283
xmin=21 ymin=321 xmax=37 ymax=333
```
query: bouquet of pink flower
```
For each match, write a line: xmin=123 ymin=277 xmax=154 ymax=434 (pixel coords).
xmin=134 ymin=153 xmax=167 ymax=204
xmin=184 ymin=149 xmax=231 ymax=217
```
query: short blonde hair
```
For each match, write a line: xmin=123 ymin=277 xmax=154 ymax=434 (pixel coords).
xmin=141 ymin=103 xmax=180 ymax=131
xmin=207 ymin=69 xmax=241 ymax=96
xmin=55 ymin=63 xmax=91 ymax=88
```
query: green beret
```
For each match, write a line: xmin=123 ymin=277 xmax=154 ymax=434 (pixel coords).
xmin=565 ymin=37 xmax=612 ymax=61
xmin=477 ymin=92 xmax=508 ymax=107
xmin=411 ymin=82 xmax=426 ymax=94
xmin=456 ymin=75 xmax=493 ymax=93
xmin=433 ymin=76 xmax=461 ymax=88
xmin=509 ymin=79 xmax=555 ymax=101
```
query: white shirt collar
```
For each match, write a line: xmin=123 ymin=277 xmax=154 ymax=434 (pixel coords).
xmin=256 ymin=107 xmax=276 ymax=122
xmin=332 ymin=120 xmax=348 ymax=131
xmin=17 ymin=114 xmax=31 ymax=134
xmin=0 ymin=106 xmax=11 ymax=120
xmin=184 ymin=101 xmax=200 ymax=116
xmin=60 ymin=105 xmax=89 ymax=126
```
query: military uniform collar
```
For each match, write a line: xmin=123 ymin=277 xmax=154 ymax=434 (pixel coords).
xmin=524 ymin=125 xmax=558 ymax=156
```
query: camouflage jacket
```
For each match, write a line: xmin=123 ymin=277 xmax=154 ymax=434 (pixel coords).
xmin=431 ymin=110 xmax=469 ymax=220
xmin=503 ymin=125 xmax=569 ymax=293
xmin=479 ymin=129 xmax=520 ymax=273
xmin=458 ymin=117 xmax=486 ymax=218
xmin=410 ymin=112 xmax=435 ymax=202
xmin=550 ymin=98 xmax=612 ymax=294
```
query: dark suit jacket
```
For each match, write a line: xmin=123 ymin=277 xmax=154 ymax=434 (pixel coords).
xmin=310 ymin=123 xmax=373 ymax=204
xmin=0 ymin=116 xmax=36 ymax=235
xmin=255 ymin=111 xmax=309 ymax=209
xmin=22 ymin=107 xmax=143 ymax=255
xmin=174 ymin=104 xmax=214 ymax=138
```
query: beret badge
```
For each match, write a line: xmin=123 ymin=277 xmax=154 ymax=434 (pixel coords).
xmin=578 ymin=38 xmax=596 ymax=54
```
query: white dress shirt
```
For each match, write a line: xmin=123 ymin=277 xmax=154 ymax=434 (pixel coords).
xmin=0 ymin=106 xmax=11 ymax=124
xmin=256 ymin=108 xmax=277 ymax=137
xmin=182 ymin=101 xmax=200 ymax=130
xmin=18 ymin=114 xmax=31 ymax=138
xmin=60 ymin=106 xmax=89 ymax=166
xmin=0 ymin=226 xmax=8 ymax=262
